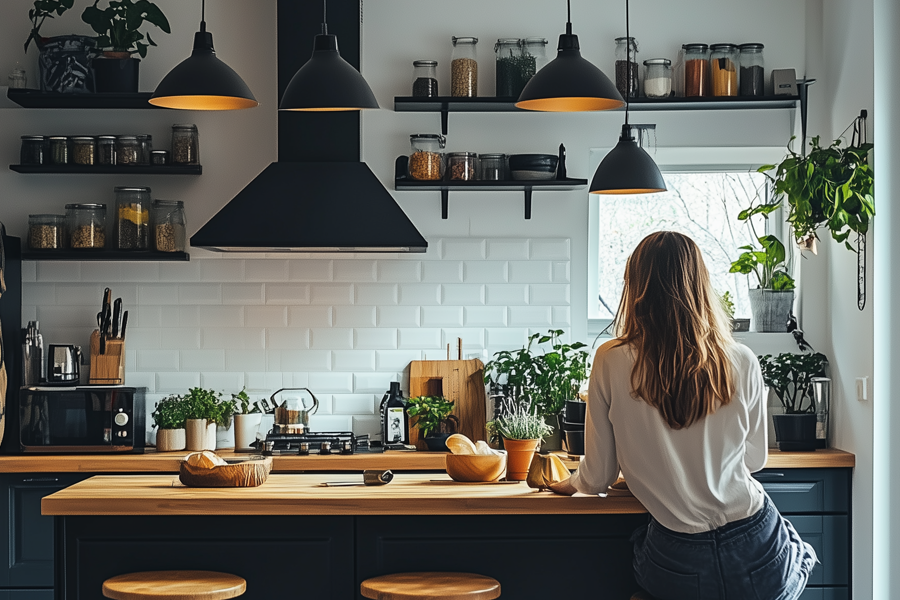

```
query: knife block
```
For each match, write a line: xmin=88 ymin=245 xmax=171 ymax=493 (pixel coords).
xmin=88 ymin=329 xmax=125 ymax=385
xmin=408 ymin=359 xmax=488 ymax=450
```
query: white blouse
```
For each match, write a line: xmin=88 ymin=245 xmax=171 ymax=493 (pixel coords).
xmin=569 ymin=339 xmax=768 ymax=534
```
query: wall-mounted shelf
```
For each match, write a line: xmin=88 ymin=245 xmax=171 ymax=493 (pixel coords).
xmin=10 ymin=164 xmax=202 ymax=175
xmin=22 ymin=250 xmax=190 ymax=262
xmin=7 ymin=89 xmax=156 ymax=109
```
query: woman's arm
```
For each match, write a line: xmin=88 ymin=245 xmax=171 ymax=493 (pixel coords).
xmin=744 ymin=350 xmax=768 ymax=473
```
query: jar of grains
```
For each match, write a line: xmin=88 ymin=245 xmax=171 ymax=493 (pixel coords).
xmin=615 ymin=37 xmax=640 ymax=98
xmin=20 ymin=136 xmax=48 ymax=165
xmin=479 ymin=153 xmax=507 ymax=181
xmin=710 ymin=43 xmax=739 ymax=97
xmin=447 ymin=152 xmax=478 ymax=181
xmin=116 ymin=136 xmax=140 ymax=165
xmin=97 ymin=136 xmax=117 ymax=166
xmin=28 ymin=214 xmax=65 ymax=250
xmin=412 ymin=60 xmax=439 ymax=98
xmin=408 ymin=134 xmax=446 ymax=181
xmin=49 ymin=137 xmax=69 ymax=165
xmin=643 ymin=58 xmax=673 ymax=99
xmin=450 ymin=36 xmax=478 ymax=97
xmin=522 ymin=38 xmax=548 ymax=79
xmin=172 ymin=124 xmax=200 ymax=165
xmin=739 ymin=43 xmax=765 ymax=97
xmin=137 ymin=134 xmax=152 ymax=165
xmin=152 ymin=200 xmax=186 ymax=253
xmin=71 ymin=136 xmax=96 ymax=166
xmin=66 ymin=204 xmax=106 ymax=249
xmin=683 ymin=43 xmax=710 ymax=97
xmin=115 ymin=187 xmax=151 ymax=250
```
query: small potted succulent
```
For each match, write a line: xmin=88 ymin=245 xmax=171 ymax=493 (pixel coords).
xmin=406 ymin=395 xmax=458 ymax=451
xmin=232 ymin=389 xmax=263 ymax=450
xmin=487 ymin=400 xmax=553 ymax=481
xmin=181 ymin=387 xmax=221 ymax=451
xmin=758 ymin=352 xmax=828 ymax=451
xmin=151 ymin=395 xmax=186 ymax=452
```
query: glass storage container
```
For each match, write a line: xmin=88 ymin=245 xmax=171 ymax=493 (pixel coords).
xmin=643 ymin=58 xmax=673 ymax=98
xmin=450 ymin=36 xmax=478 ymax=97
xmin=710 ymin=43 xmax=739 ymax=97
xmin=739 ymin=43 xmax=765 ymax=97
xmin=447 ymin=152 xmax=478 ymax=181
xmin=408 ymin=133 xmax=446 ymax=181
xmin=20 ymin=136 xmax=47 ymax=166
xmin=8 ymin=65 xmax=26 ymax=89
xmin=66 ymin=203 xmax=106 ymax=249
xmin=49 ymin=137 xmax=69 ymax=165
xmin=615 ymin=37 xmax=639 ymax=98
xmin=172 ymin=124 xmax=200 ymax=165
xmin=116 ymin=136 xmax=140 ymax=165
xmin=151 ymin=150 xmax=169 ymax=165
xmin=479 ymin=153 xmax=507 ymax=181
xmin=28 ymin=214 xmax=65 ymax=250
xmin=495 ymin=38 xmax=524 ymax=98
xmin=811 ymin=377 xmax=830 ymax=448
xmin=137 ymin=134 xmax=152 ymax=165
xmin=412 ymin=60 xmax=439 ymax=98
xmin=98 ymin=136 xmax=116 ymax=166
xmin=71 ymin=136 xmax=96 ymax=166
xmin=683 ymin=43 xmax=710 ymax=97
xmin=522 ymin=37 xmax=549 ymax=74
xmin=152 ymin=200 xmax=186 ymax=253
xmin=115 ymin=187 xmax=151 ymax=250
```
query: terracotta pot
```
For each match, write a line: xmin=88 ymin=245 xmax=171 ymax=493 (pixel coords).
xmin=502 ymin=438 xmax=539 ymax=481
xmin=155 ymin=428 xmax=186 ymax=452
xmin=185 ymin=419 xmax=208 ymax=451
xmin=234 ymin=414 xmax=263 ymax=449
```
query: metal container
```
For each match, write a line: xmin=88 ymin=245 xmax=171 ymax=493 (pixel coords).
xmin=46 ymin=344 xmax=81 ymax=385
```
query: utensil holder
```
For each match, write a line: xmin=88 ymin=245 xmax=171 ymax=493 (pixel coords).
xmin=89 ymin=329 xmax=125 ymax=385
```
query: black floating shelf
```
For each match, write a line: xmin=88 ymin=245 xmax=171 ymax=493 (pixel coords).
xmin=10 ymin=164 xmax=202 ymax=175
xmin=7 ymin=88 xmax=157 ymax=109
xmin=22 ymin=250 xmax=190 ymax=262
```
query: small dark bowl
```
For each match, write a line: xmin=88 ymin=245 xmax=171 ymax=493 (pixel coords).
xmin=508 ymin=154 xmax=559 ymax=181
xmin=565 ymin=430 xmax=585 ymax=455
xmin=564 ymin=399 xmax=586 ymax=424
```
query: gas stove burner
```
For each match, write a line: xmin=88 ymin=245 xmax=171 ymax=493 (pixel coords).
xmin=261 ymin=432 xmax=383 ymax=455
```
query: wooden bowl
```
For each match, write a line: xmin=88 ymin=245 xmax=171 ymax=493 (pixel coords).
xmin=179 ymin=456 xmax=273 ymax=488
xmin=445 ymin=452 xmax=508 ymax=482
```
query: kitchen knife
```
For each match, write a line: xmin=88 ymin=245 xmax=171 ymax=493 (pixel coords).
xmin=119 ymin=311 xmax=128 ymax=341
xmin=112 ymin=298 xmax=122 ymax=339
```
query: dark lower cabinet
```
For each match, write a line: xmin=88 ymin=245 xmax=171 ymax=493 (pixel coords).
xmin=800 ymin=588 xmax=850 ymax=600
xmin=0 ymin=590 xmax=56 ymax=600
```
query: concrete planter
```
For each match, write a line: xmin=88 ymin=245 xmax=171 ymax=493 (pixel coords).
xmin=185 ymin=418 xmax=208 ymax=451
xmin=749 ymin=289 xmax=795 ymax=332
xmin=155 ymin=428 xmax=185 ymax=452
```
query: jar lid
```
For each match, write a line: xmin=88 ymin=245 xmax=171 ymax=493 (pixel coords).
xmin=71 ymin=136 xmax=95 ymax=141
xmin=495 ymin=38 xmax=520 ymax=45
xmin=682 ymin=43 xmax=709 ymax=51
xmin=643 ymin=58 xmax=672 ymax=66
xmin=739 ymin=43 xmax=765 ymax=51
xmin=413 ymin=60 xmax=437 ymax=67
xmin=65 ymin=203 xmax=106 ymax=210
xmin=446 ymin=152 xmax=478 ymax=158
xmin=117 ymin=135 xmax=138 ymax=141
xmin=451 ymin=36 xmax=478 ymax=45
xmin=21 ymin=135 xmax=45 ymax=140
xmin=411 ymin=133 xmax=445 ymax=140
xmin=522 ymin=37 xmax=548 ymax=45
xmin=710 ymin=43 xmax=739 ymax=51
xmin=151 ymin=150 xmax=169 ymax=155
xmin=136 ymin=134 xmax=152 ymax=139
xmin=172 ymin=124 xmax=198 ymax=129
xmin=153 ymin=200 xmax=184 ymax=207
xmin=115 ymin=186 xmax=151 ymax=192
xmin=48 ymin=136 xmax=68 ymax=140
xmin=98 ymin=135 xmax=117 ymax=140
xmin=479 ymin=153 xmax=507 ymax=159
xmin=615 ymin=36 xmax=638 ymax=43
xmin=29 ymin=214 xmax=65 ymax=220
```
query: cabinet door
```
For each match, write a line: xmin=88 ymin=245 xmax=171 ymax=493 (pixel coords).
xmin=754 ymin=468 xmax=851 ymax=514
xmin=784 ymin=515 xmax=849 ymax=587
xmin=0 ymin=474 xmax=88 ymax=588
xmin=0 ymin=590 xmax=56 ymax=600
xmin=799 ymin=587 xmax=849 ymax=600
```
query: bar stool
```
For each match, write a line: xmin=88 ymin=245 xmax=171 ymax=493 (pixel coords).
xmin=103 ymin=571 xmax=247 ymax=600
xmin=630 ymin=591 xmax=654 ymax=600
xmin=360 ymin=572 xmax=501 ymax=600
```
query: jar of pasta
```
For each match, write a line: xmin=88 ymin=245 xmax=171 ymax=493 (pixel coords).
xmin=710 ymin=43 xmax=739 ymax=97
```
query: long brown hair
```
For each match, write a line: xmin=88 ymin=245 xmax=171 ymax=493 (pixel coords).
xmin=614 ymin=231 xmax=736 ymax=429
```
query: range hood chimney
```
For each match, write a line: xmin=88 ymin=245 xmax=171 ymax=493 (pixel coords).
xmin=190 ymin=0 xmax=427 ymax=254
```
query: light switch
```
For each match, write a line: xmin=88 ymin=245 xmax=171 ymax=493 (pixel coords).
xmin=856 ymin=377 xmax=868 ymax=401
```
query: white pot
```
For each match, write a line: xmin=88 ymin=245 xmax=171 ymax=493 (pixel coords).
xmin=155 ymin=428 xmax=186 ymax=452
xmin=749 ymin=289 xmax=795 ymax=332
xmin=185 ymin=419 xmax=208 ymax=451
xmin=206 ymin=422 xmax=217 ymax=451
xmin=216 ymin=421 xmax=234 ymax=450
xmin=234 ymin=413 xmax=263 ymax=449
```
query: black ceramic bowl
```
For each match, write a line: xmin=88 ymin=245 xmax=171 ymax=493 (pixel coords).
xmin=508 ymin=154 xmax=559 ymax=181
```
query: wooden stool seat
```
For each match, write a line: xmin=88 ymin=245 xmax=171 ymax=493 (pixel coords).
xmin=360 ymin=572 xmax=501 ymax=600
xmin=102 ymin=571 xmax=246 ymax=600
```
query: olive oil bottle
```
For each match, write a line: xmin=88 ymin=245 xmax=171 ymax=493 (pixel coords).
xmin=380 ymin=382 xmax=409 ymax=447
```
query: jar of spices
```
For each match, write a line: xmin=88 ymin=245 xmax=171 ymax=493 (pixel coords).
xmin=739 ymin=43 xmax=765 ymax=97
xmin=71 ymin=136 xmax=96 ymax=166
xmin=683 ymin=43 xmax=710 ymax=97
xmin=412 ymin=60 xmax=439 ymax=98
xmin=49 ymin=137 xmax=69 ymax=165
xmin=151 ymin=150 xmax=169 ymax=165
xmin=115 ymin=187 xmax=151 ymax=250
xmin=408 ymin=134 xmax=446 ymax=181
xmin=522 ymin=38 xmax=549 ymax=74
xmin=450 ymin=36 xmax=478 ymax=97
xmin=710 ymin=43 xmax=739 ymax=97
xmin=97 ymin=136 xmax=117 ymax=166
xmin=20 ymin=136 xmax=47 ymax=166
xmin=479 ymin=153 xmax=507 ymax=181
xmin=66 ymin=203 xmax=106 ymax=249
xmin=137 ymin=134 xmax=152 ymax=165
xmin=643 ymin=58 xmax=673 ymax=99
xmin=28 ymin=214 xmax=65 ymax=250
xmin=615 ymin=37 xmax=639 ymax=98
xmin=8 ymin=65 xmax=27 ymax=89
xmin=446 ymin=152 xmax=478 ymax=181
xmin=116 ymin=136 xmax=140 ymax=165
xmin=152 ymin=200 xmax=186 ymax=253
xmin=495 ymin=38 xmax=524 ymax=98
xmin=172 ymin=124 xmax=200 ymax=165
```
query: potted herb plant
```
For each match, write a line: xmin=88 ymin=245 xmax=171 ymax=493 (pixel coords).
xmin=487 ymin=399 xmax=553 ymax=481
xmin=81 ymin=0 xmax=170 ymax=92
xmin=232 ymin=389 xmax=263 ymax=450
xmin=406 ymin=395 xmax=458 ymax=451
xmin=25 ymin=0 xmax=97 ymax=93
xmin=758 ymin=352 xmax=828 ymax=451
xmin=181 ymin=387 xmax=221 ymax=451
xmin=729 ymin=234 xmax=796 ymax=332
xmin=151 ymin=395 xmax=186 ymax=452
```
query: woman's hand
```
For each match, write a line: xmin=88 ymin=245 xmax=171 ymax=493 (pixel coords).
xmin=548 ymin=477 xmax=577 ymax=496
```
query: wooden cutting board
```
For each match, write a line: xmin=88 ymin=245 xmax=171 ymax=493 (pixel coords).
xmin=409 ymin=359 xmax=488 ymax=449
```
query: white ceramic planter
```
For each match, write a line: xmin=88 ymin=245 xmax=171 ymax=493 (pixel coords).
xmin=206 ymin=422 xmax=218 ymax=451
xmin=234 ymin=414 xmax=263 ymax=449
xmin=155 ymin=428 xmax=186 ymax=452
xmin=185 ymin=418 xmax=208 ymax=451
xmin=216 ymin=421 xmax=234 ymax=450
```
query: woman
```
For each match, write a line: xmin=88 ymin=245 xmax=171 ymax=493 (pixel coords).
xmin=550 ymin=232 xmax=816 ymax=600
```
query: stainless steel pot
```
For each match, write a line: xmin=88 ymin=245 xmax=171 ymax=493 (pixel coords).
xmin=46 ymin=344 xmax=81 ymax=385
xmin=271 ymin=388 xmax=319 ymax=428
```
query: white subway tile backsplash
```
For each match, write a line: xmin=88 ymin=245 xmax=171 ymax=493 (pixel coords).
xmin=202 ymin=328 xmax=266 ymax=350
xmin=159 ymin=328 xmax=201 ymax=350
xmin=278 ymin=350 xmax=331 ymax=371
xmin=355 ymin=328 xmax=398 ymax=349
xmin=311 ymin=328 xmax=354 ymax=350
xmin=486 ymin=328 xmax=529 ymax=348
xmin=266 ymin=328 xmax=310 ymax=350
xmin=377 ymin=306 xmax=420 ymax=327
xmin=442 ymin=239 xmax=486 ymax=260
xmin=332 ymin=350 xmax=377 ymax=372
xmin=551 ymin=261 xmax=571 ymax=283
xmin=377 ymin=261 xmax=422 ymax=282
xmin=309 ymin=372 xmax=354 ymax=393
xmin=201 ymin=372 xmax=245 ymax=393
xmin=354 ymin=372 xmax=400 ymax=393
xmin=78 ymin=262 xmax=121 ymax=283
xmin=245 ymin=306 xmax=288 ymax=328
xmin=265 ymin=284 xmax=311 ymax=305
xmin=374 ymin=350 xmax=422 ymax=372
xmin=442 ymin=328 xmax=486 ymax=349
xmin=355 ymin=284 xmax=398 ymax=305
xmin=332 ymin=394 xmax=377 ymax=415
xmin=282 ymin=372 xmax=311 ymax=388
xmin=199 ymin=260 xmax=246 ymax=283
xmin=288 ymin=259 xmax=334 ymax=282
xmin=334 ymin=260 xmax=377 ymax=283
xmin=398 ymin=328 xmax=442 ymax=349
xmin=530 ymin=284 xmax=570 ymax=305
xmin=334 ymin=306 xmax=377 ymax=328
xmin=36 ymin=262 xmax=80 ymax=283
xmin=24 ymin=283 xmax=56 ymax=306
xmin=56 ymin=284 xmax=102 ymax=306
xmin=509 ymin=306 xmax=553 ymax=327
xmin=196 ymin=306 xmax=244 ymax=327
xmin=422 ymin=306 xmax=464 ymax=327
xmin=310 ymin=284 xmax=355 ymax=305
xmin=463 ymin=261 xmax=508 ymax=283
xmin=399 ymin=284 xmax=441 ymax=305
xmin=244 ymin=372 xmax=284 ymax=392
xmin=37 ymin=305 xmax=103 ymax=330
xmin=244 ymin=259 xmax=289 ymax=282
xmin=225 ymin=349 xmax=268 ymax=372
xmin=486 ymin=240 xmax=529 ymax=260
xmin=134 ymin=306 xmax=163 ymax=328
xmin=139 ymin=350 xmax=180 ymax=371
xmin=423 ymin=261 xmax=463 ymax=283
xmin=159 ymin=262 xmax=202 ymax=283
xmin=288 ymin=306 xmax=333 ymax=328
xmin=442 ymin=284 xmax=484 ymax=306
xmin=352 ymin=415 xmax=381 ymax=437
xmin=157 ymin=371 xmax=201 ymax=393
xmin=181 ymin=349 xmax=226 ymax=372
xmin=125 ymin=371 xmax=155 ymax=393
xmin=121 ymin=263 xmax=161 ymax=283
xmin=21 ymin=261 xmax=36 ymax=283
xmin=222 ymin=284 xmax=265 ymax=305
xmin=178 ymin=284 xmax=223 ymax=305
xmin=509 ymin=261 xmax=552 ymax=283
xmin=530 ymin=239 xmax=571 ymax=260
xmin=464 ymin=306 xmax=507 ymax=327
xmin=308 ymin=415 xmax=352 ymax=432
xmin=485 ymin=284 xmax=529 ymax=305
xmin=552 ymin=306 xmax=571 ymax=326
xmin=138 ymin=284 xmax=182 ymax=305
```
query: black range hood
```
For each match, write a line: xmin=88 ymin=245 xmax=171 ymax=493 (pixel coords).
xmin=190 ymin=0 xmax=427 ymax=254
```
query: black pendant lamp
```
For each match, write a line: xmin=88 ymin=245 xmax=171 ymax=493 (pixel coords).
xmin=590 ymin=0 xmax=666 ymax=194
xmin=279 ymin=0 xmax=378 ymax=112
xmin=149 ymin=0 xmax=258 ymax=110
xmin=516 ymin=0 xmax=624 ymax=112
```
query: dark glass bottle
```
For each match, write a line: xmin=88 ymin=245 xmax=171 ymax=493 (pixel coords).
xmin=380 ymin=382 xmax=409 ymax=446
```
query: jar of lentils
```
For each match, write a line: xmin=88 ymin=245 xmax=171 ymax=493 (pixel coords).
xmin=28 ymin=214 xmax=65 ymax=250
xmin=20 ymin=136 xmax=48 ymax=165
xmin=115 ymin=187 xmax=151 ymax=250
xmin=408 ymin=134 xmax=446 ymax=181
xmin=71 ymin=136 xmax=96 ymax=166
xmin=152 ymin=200 xmax=186 ymax=253
xmin=116 ymin=136 xmax=140 ymax=165
xmin=172 ymin=124 xmax=200 ymax=165
xmin=66 ymin=204 xmax=106 ymax=249
xmin=450 ymin=36 xmax=478 ymax=97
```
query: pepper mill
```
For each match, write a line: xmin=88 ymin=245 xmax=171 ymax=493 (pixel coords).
xmin=557 ymin=143 xmax=567 ymax=180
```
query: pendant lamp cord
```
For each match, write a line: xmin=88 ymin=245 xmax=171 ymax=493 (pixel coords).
xmin=200 ymin=0 xmax=206 ymax=32
xmin=322 ymin=0 xmax=328 ymax=34
xmin=624 ymin=0 xmax=631 ymax=128
xmin=566 ymin=0 xmax=572 ymax=35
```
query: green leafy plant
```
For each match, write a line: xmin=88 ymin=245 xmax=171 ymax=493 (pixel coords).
xmin=81 ymin=0 xmax=170 ymax=57
xmin=729 ymin=234 xmax=796 ymax=291
xmin=487 ymin=399 xmax=553 ymax=441
xmin=720 ymin=290 xmax=736 ymax=319
xmin=232 ymin=388 xmax=261 ymax=415
xmin=406 ymin=396 xmax=456 ymax=438
xmin=758 ymin=352 xmax=828 ymax=413
xmin=151 ymin=395 xmax=186 ymax=430
xmin=25 ymin=0 xmax=76 ymax=52
xmin=181 ymin=387 xmax=221 ymax=422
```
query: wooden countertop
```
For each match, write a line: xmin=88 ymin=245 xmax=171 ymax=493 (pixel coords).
xmin=41 ymin=473 xmax=648 ymax=516
xmin=0 ymin=448 xmax=856 ymax=474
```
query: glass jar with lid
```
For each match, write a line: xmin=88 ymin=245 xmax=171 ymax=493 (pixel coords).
xmin=71 ymin=136 xmax=96 ymax=166
xmin=98 ymin=136 xmax=116 ymax=166
xmin=412 ymin=60 xmax=439 ymax=98
xmin=66 ymin=203 xmax=106 ymax=249
xmin=49 ymin=137 xmax=69 ymax=165
xmin=479 ymin=153 xmax=507 ymax=181
xmin=408 ymin=134 xmax=446 ymax=181
xmin=20 ymin=136 xmax=47 ymax=166
xmin=137 ymin=134 xmax=152 ymax=165
xmin=643 ymin=58 xmax=673 ymax=99
xmin=615 ymin=37 xmax=639 ymax=98
xmin=447 ymin=152 xmax=478 ymax=181
xmin=683 ymin=43 xmax=710 ymax=97
xmin=116 ymin=136 xmax=140 ymax=165
xmin=450 ymin=36 xmax=478 ymax=97
xmin=739 ymin=43 xmax=765 ymax=96
xmin=152 ymin=200 xmax=186 ymax=253
xmin=28 ymin=214 xmax=65 ymax=250
xmin=172 ymin=124 xmax=199 ymax=165
xmin=522 ymin=37 xmax=549 ymax=74
xmin=710 ymin=43 xmax=739 ymax=97
xmin=8 ymin=65 xmax=26 ymax=89
xmin=115 ymin=187 xmax=151 ymax=250
xmin=495 ymin=38 xmax=523 ymax=98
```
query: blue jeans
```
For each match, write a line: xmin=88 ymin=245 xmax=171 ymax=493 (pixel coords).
xmin=631 ymin=496 xmax=817 ymax=600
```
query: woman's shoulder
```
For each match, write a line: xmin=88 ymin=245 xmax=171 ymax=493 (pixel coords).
xmin=728 ymin=342 xmax=759 ymax=368
xmin=593 ymin=338 xmax=632 ymax=364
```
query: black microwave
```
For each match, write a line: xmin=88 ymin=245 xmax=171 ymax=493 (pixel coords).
xmin=18 ymin=386 xmax=146 ymax=453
